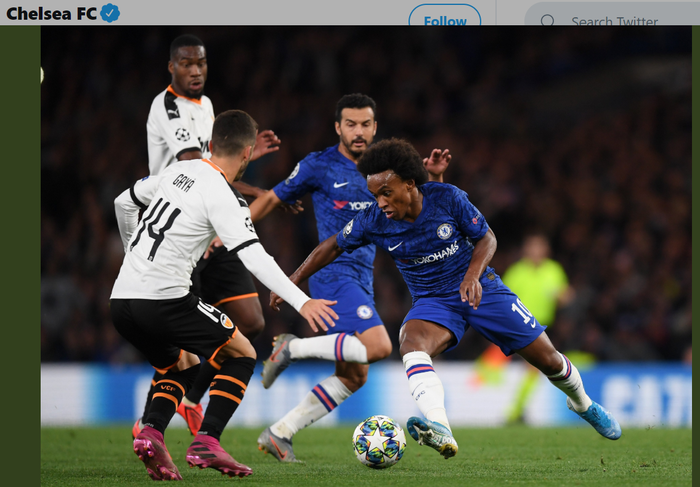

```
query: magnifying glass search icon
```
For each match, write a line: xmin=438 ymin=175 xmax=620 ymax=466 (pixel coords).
xmin=541 ymin=14 xmax=554 ymax=25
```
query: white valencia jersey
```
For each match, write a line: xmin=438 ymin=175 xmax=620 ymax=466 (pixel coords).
xmin=146 ymin=85 xmax=215 ymax=175
xmin=112 ymin=159 xmax=257 ymax=299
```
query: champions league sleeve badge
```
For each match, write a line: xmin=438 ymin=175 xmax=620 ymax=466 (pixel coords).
xmin=285 ymin=163 xmax=300 ymax=184
xmin=175 ymin=127 xmax=191 ymax=142
xmin=343 ymin=219 xmax=354 ymax=238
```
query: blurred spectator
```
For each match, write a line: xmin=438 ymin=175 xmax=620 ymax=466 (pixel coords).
xmin=500 ymin=233 xmax=574 ymax=423
xmin=502 ymin=234 xmax=574 ymax=326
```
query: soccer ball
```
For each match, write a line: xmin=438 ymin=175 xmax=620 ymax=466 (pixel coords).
xmin=352 ymin=415 xmax=406 ymax=469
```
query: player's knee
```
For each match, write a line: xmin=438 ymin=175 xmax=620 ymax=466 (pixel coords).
xmin=368 ymin=340 xmax=392 ymax=363
xmin=342 ymin=370 xmax=368 ymax=392
xmin=237 ymin=315 xmax=265 ymax=341
xmin=537 ymin=350 xmax=563 ymax=376
xmin=240 ymin=339 xmax=257 ymax=360
xmin=174 ymin=351 xmax=201 ymax=371
xmin=398 ymin=337 xmax=427 ymax=357
xmin=214 ymin=336 xmax=257 ymax=364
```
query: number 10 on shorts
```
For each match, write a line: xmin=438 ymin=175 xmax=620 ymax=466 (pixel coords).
xmin=511 ymin=299 xmax=535 ymax=327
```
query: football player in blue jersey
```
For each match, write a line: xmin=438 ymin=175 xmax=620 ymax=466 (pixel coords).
xmin=269 ymin=138 xmax=622 ymax=460
xmin=250 ymin=94 xmax=450 ymax=462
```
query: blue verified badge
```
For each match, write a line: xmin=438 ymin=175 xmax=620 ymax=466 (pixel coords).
xmin=437 ymin=223 xmax=453 ymax=240
xmin=100 ymin=3 xmax=120 ymax=23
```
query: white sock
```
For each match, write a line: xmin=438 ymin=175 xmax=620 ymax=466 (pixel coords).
xmin=403 ymin=351 xmax=451 ymax=431
xmin=547 ymin=352 xmax=592 ymax=412
xmin=270 ymin=375 xmax=352 ymax=439
xmin=289 ymin=333 xmax=368 ymax=363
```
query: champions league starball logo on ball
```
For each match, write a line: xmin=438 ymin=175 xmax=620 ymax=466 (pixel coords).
xmin=352 ymin=415 xmax=406 ymax=469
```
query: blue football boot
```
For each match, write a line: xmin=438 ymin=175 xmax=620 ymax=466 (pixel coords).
xmin=406 ymin=417 xmax=458 ymax=459
xmin=567 ymin=398 xmax=622 ymax=440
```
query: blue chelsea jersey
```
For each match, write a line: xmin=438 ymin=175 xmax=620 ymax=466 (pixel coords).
xmin=272 ymin=145 xmax=376 ymax=288
xmin=336 ymin=182 xmax=494 ymax=300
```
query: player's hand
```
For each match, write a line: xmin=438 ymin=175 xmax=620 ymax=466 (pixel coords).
xmin=460 ymin=275 xmax=482 ymax=309
xmin=423 ymin=149 xmax=451 ymax=182
xmin=251 ymin=130 xmax=281 ymax=161
xmin=269 ymin=291 xmax=284 ymax=311
xmin=299 ymin=299 xmax=338 ymax=333
xmin=204 ymin=236 xmax=224 ymax=259
xmin=277 ymin=199 xmax=304 ymax=214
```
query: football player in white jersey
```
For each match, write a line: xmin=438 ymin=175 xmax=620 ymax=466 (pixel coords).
xmin=135 ymin=34 xmax=299 ymax=439
xmin=112 ymin=110 xmax=337 ymax=480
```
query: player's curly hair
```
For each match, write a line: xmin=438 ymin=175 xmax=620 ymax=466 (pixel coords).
xmin=358 ymin=138 xmax=428 ymax=185
xmin=335 ymin=93 xmax=377 ymax=122
xmin=170 ymin=34 xmax=205 ymax=60
xmin=211 ymin=110 xmax=258 ymax=157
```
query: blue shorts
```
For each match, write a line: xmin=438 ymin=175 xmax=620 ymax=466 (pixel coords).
xmin=402 ymin=274 xmax=546 ymax=355
xmin=309 ymin=277 xmax=383 ymax=335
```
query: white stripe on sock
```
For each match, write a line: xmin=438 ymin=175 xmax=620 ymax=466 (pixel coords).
xmin=547 ymin=352 xmax=592 ymax=412
xmin=270 ymin=375 xmax=352 ymax=439
xmin=403 ymin=351 xmax=451 ymax=431
xmin=289 ymin=333 xmax=368 ymax=363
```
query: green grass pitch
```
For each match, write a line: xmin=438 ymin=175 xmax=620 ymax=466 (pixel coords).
xmin=41 ymin=426 xmax=691 ymax=486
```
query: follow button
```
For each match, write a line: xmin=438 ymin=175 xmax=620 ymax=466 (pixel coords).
xmin=408 ymin=4 xmax=482 ymax=25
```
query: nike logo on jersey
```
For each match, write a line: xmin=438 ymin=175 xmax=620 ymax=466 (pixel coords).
xmin=333 ymin=182 xmax=349 ymax=188
xmin=388 ymin=242 xmax=403 ymax=251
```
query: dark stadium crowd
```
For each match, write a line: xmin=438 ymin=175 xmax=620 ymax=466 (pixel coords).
xmin=40 ymin=27 xmax=691 ymax=364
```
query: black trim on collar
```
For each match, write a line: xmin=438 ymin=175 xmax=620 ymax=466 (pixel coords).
xmin=221 ymin=175 xmax=249 ymax=207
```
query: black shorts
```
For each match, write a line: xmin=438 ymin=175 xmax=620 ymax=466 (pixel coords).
xmin=110 ymin=293 xmax=237 ymax=370
xmin=191 ymin=246 xmax=258 ymax=307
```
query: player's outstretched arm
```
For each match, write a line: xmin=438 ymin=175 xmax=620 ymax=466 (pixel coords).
xmin=269 ymin=234 xmax=344 ymax=310
xmin=248 ymin=189 xmax=303 ymax=223
xmin=229 ymin=131 xmax=285 ymax=201
xmin=251 ymin=129 xmax=281 ymax=161
xmin=231 ymin=180 xmax=267 ymax=199
xmin=423 ymin=148 xmax=451 ymax=182
xmin=460 ymin=228 xmax=497 ymax=309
